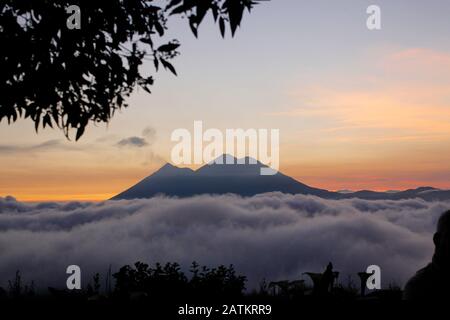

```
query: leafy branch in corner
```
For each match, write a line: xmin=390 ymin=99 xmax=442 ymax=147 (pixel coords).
xmin=0 ymin=0 xmax=265 ymax=140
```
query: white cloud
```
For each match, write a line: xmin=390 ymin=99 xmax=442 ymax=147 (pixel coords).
xmin=0 ymin=194 xmax=448 ymax=291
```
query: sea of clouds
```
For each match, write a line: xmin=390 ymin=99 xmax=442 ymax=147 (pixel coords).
xmin=0 ymin=193 xmax=449 ymax=291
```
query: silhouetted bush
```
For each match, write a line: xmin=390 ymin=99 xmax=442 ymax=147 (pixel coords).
xmin=113 ymin=261 xmax=246 ymax=301
xmin=6 ymin=270 xmax=35 ymax=299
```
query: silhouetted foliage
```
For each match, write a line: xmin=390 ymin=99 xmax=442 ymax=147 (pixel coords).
xmin=0 ymin=0 xmax=264 ymax=139
xmin=114 ymin=262 xmax=188 ymax=299
xmin=86 ymin=272 xmax=101 ymax=296
xmin=8 ymin=270 xmax=22 ymax=298
xmin=113 ymin=261 xmax=246 ymax=300
xmin=188 ymin=261 xmax=246 ymax=299
xmin=7 ymin=270 xmax=35 ymax=299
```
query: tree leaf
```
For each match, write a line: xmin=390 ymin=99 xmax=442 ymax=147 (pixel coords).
xmin=160 ymin=58 xmax=177 ymax=76
xmin=43 ymin=114 xmax=53 ymax=128
xmin=219 ymin=17 xmax=225 ymax=37
xmin=75 ymin=125 xmax=85 ymax=141
xmin=157 ymin=42 xmax=180 ymax=52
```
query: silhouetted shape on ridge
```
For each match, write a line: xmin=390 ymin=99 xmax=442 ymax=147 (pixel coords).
xmin=358 ymin=272 xmax=372 ymax=297
xmin=303 ymin=262 xmax=339 ymax=297
xmin=404 ymin=210 xmax=450 ymax=300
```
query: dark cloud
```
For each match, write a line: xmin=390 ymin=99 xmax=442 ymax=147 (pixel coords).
xmin=0 ymin=145 xmax=17 ymax=152
xmin=116 ymin=136 xmax=149 ymax=148
xmin=0 ymin=194 xmax=448 ymax=291
xmin=0 ymin=139 xmax=79 ymax=154
xmin=115 ymin=126 xmax=156 ymax=149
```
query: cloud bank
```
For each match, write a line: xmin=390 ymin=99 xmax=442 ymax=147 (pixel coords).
xmin=0 ymin=194 xmax=448 ymax=291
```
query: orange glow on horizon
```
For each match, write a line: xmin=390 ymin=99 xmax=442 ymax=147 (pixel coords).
xmin=17 ymin=194 xmax=111 ymax=203
xmin=4 ymin=165 xmax=449 ymax=202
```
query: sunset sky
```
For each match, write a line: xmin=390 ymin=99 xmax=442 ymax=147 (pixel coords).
xmin=1 ymin=0 xmax=450 ymax=201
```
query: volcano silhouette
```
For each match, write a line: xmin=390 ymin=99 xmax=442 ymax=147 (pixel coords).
xmin=111 ymin=154 xmax=450 ymax=201
xmin=111 ymin=155 xmax=333 ymax=199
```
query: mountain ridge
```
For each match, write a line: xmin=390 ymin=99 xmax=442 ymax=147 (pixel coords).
xmin=111 ymin=155 xmax=450 ymax=201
